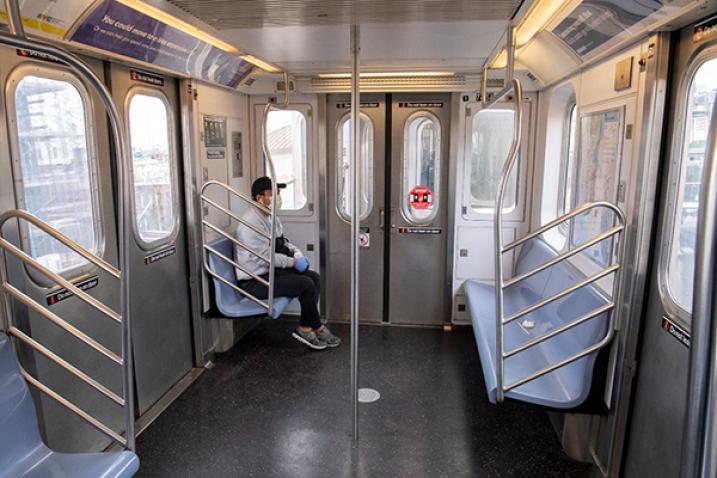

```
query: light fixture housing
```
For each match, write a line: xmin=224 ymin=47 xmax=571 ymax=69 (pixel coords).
xmin=317 ymin=71 xmax=457 ymax=79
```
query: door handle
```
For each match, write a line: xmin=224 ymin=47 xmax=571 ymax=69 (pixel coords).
xmin=379 ymin=208 xmax=385 ymax=230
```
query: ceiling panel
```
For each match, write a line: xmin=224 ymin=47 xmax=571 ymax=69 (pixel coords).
xmin=167 ymin=0 xmax=522 ymax=29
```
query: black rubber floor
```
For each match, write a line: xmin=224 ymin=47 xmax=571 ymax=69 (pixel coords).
xmin=135 ymin=321 xmax=593 ymax=477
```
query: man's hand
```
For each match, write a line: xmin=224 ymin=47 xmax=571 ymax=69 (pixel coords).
xmin=294 ymin=256 xmax=309 ymax=273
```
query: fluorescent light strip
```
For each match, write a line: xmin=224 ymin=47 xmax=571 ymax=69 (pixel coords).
xmin=240 ymin=55 xmax=281 ymax=73
xmin=487 ymin=0 xmax=571 ymax=69
xmin=116 ymin=0 xmax=238 ymax=53
xmin=318 ymin=71 xmax=456 ymax=79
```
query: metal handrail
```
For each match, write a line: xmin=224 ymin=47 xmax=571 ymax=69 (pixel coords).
xmin=482 ymin=25 xmax=516 ymax=110
xmin=494 ymin=201 xmax=626 ymax=401
xmin=0 ymin=211 xmax=130 ymax=446
xmin=0 ymin=0 xmax=134 ymax=450
xmin=199 ymin=87 xmax=287 ymax=316
xmin=489 ymin=76 xmax=523 ymax=403
xmin=200 ymin=180 xmax=277 ymax=313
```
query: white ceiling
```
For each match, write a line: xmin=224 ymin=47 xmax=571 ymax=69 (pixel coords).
xmin=168 ymin=0 xmax=522 ymax=28
xmin=222 ymin=21 xmax=508 ymax=74
xmin=166 ymin=0 xmax=518 ymax=74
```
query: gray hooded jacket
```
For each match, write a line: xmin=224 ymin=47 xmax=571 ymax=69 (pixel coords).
xmin=233 ymin=207 xmax=302 ymax=281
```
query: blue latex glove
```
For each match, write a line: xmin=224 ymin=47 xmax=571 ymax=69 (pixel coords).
xmin=294 ymin=256 xmax=309 ymax=273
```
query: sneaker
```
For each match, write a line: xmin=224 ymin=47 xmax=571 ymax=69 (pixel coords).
xmin=292 ymin=328 xmax=327 ymax=350
xmin=316 ymin=327 xmax=341 ymax=348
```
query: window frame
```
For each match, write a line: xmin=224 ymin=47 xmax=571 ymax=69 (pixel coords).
xmin=336 ymin=111 xmax=374 ymax=223
xmin=401 ymin=110 xmax=442 ymax=225
xmin=6 ymin=63 xmax=104 ymax=283
xmin=557 ymin=102 xmax=578 ymax=226
xmin=263 ymin=105 xmax=313 ymax=215
xmin=659 ymin=48 xmax=717 ymax=327
xmin=125 ymin=86 xmax=180 ymax=251
xmin=462 ymin=103 xmax=524 ymax=219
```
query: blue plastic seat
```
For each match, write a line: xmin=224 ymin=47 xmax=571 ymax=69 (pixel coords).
xmin=0 ymin=334 xmax=139 ymax=478
xmin=206 ymin=237 xmax=291 ymax=318
xmin=465 ymin=239 xmax=611 ymax=409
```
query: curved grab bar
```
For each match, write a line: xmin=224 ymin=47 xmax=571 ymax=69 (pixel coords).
xmin=491 ymin=78 xmax=523 ymax=402
xmin=0 ymin=0 xmax=134 ymax=450
xmin=0 ymin=210 xmax=120 ymax=279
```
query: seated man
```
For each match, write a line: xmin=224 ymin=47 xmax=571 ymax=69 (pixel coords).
xmin=234 ymin=176 xmax=341 ymax=350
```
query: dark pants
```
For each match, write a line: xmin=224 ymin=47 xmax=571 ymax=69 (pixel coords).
xmin=240 ymin=269 xmax=321 ymax=329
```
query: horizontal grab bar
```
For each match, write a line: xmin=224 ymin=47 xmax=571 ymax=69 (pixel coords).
xmin=2 ymin=283 xmax=122 ymax=365
xmin=201 ymin=180 xmax=271 ymax=215
xmin=9 ymin=327 xmax=124 ymax=406
xmin=203 ymin=244 xmax=270 ymax=287
xmin=0 ymin=238 xmax=121 ymax=324
xmin=502 ymin=225 xmax=624 ymax=288
xmin=202 ymin=221 xmax=270 ymax=263
xmin=503 ymin=302 xmax=615 ymax=358
xmin=503 ymin=201 xmax=626 ymax=253
xmin=19 ymin=366 xmax=126 ymax=446
xmin=0 ymin=210 xmax=120 ymax=279
xmin=504 ymin=325 xmax=617 ymax=392
xmin=201 ymin=196 xmax=271 ymax=239
xmin=503 ymin=264 xmax=619 ymax=325
xmin=203 ymin=267 xmax=270 ymax=311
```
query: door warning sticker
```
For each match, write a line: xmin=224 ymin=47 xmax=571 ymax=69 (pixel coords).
xmin=662 ymin=316 xmax=691 ymax=348
xmin=145 ymin=246 xmax=176 ymax=264
xmin=409 ymin=186 xmax=433 ymax=210
xmin=46 ymin=275 xmax=99 ymax=306
xmin=359 ymin=227 xmax=370 ymax=248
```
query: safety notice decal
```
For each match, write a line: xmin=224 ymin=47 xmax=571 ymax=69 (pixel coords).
xmin=662 ymin=316 xmax=691 ymax=348
xmin=409 ymin=186 xmax=433 ymax=210
xmin=130 ymin=69 xmax=164 ymax=86
xmin=46 ymin=275 xmax=99 ymax=306
xmin=397 ymin=227 xmax=441 ymax=235
xmin=336 ymin=102 xmax=379 ymax=109
xmin=144 ymin=246 xmax=176 ymax=264
xmin=398 ymin=102 xmax=443 ymax=108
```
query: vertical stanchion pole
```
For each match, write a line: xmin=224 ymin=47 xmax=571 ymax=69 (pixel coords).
xmin=350 ymin=24 xmax=360 ymax=442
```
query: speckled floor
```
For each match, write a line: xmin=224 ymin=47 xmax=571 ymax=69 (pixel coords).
xmin=135 ymin=321 xmax=593 ymax=478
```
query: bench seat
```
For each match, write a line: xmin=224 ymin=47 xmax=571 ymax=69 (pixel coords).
xmin=206 ymin=237 xmax=291 ymax=319
xmin=465 ymin=239 xmax=611 ymax=409
xmin=0 ymin=334 xmax=139 ymax=478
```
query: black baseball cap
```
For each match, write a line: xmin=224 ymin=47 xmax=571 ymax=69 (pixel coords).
xmin=251 ymin=176 xmax=286 ymax=199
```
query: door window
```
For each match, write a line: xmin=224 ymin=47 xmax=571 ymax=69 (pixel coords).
xmin=127 ymin=91 xmax=177 ymax=246
xmin=10 ymin=70 xmax=101 ymax=275
xmin=665 ymin=57 xmax=717 ymax=314
xmin=337 ymin=113 xmax=374 ymax=221
xmin=402 ymin=112 xmax=441 ymax=224
xmin=470 ymin=109 xmax=517 ymax=212
xmin=265 ymin=109 xmax=308 ymax=210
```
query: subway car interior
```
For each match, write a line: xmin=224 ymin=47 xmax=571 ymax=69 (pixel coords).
xmin=2 ymin=0 xmax=717 ymax=476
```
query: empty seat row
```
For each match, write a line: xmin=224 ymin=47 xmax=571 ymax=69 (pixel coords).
xmin=465 ymin=239 xmax=611 ymax=409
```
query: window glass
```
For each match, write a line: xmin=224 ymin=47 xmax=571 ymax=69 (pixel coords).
xmin=667 ymin=58 xmax=717 ymax=313
xmin=13 ymin=74 xmax=99 ymax=274
xmin=470 ymin=109 xmax=517 ymax=211
xmin=403 ymin=113 xmax=440 ymax=223
xmin=337 ymin=113 xmax=374 ymax=221
xmin=266 ymin=110 xmax=308 ymax=210
xmin=128 ymin=93 xmax=176 ymax=244
xmin=559 ymin=104 xmax=578 ymax=216
xmin=571 ymin=108 xmax=623 ymax=266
